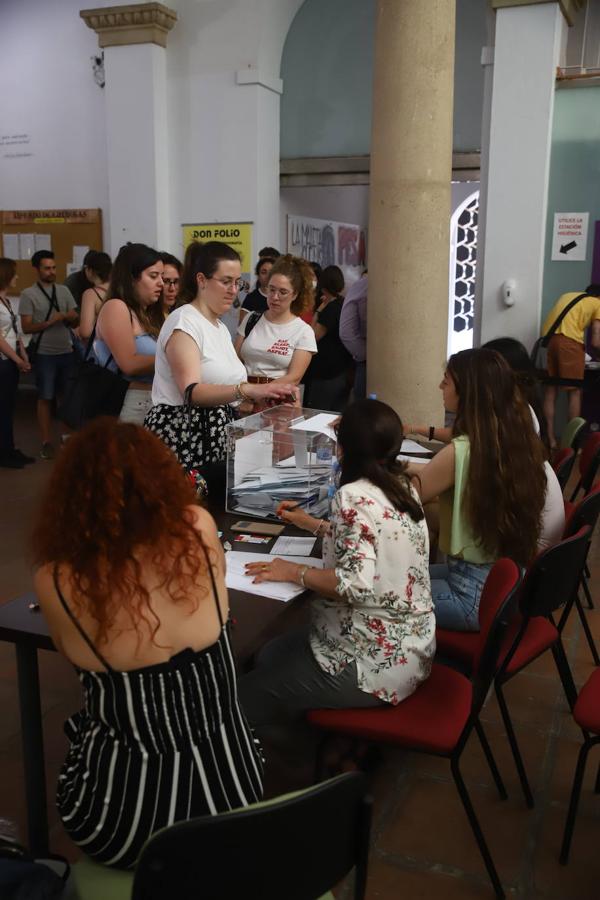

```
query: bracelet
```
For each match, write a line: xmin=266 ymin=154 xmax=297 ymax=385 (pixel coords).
xmin=429 ymin=426 xmax=435 ymax=441
xmin=234 ymin=382 xmax=252 ymax=402
xmin=298 ymin=565 xmax=311 ymax=588
xmin=312 ymin=518 xmax=324 ymax=536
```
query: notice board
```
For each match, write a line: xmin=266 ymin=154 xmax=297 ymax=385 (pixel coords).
xmin=0 ymin=208 xmax=103 ymax=291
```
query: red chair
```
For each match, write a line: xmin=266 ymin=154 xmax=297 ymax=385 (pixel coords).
xmin=560 ymin=483 xmax=600 ymax=662
xmin=307 ymin=558 xmax=522 ymax=900
xmin=568 ymin=431 xmax=600 ymax=503
xmin=560 ymin=668 xmax=600 ymax=864
xmin=552 ymin=447 xmax=575 ymax=494
xmin=437 ymin=528 xmax=591 ymax=809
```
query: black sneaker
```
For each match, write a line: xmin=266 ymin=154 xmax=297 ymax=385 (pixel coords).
xmin=40 ymin=442 xmax=55 ymax=460
xmin=0 ymin=453 xmax=25 ymax=469
xmin=12 ymin=449 xmax=36 ymax=465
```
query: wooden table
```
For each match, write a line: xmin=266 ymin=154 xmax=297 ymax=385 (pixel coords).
xmin=0 ymin=511 xmax=316 ymax=856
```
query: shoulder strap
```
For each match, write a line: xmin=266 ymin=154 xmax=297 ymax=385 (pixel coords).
xmin=0 ymin=295 xmax=19 ymax=336
xmin=542 ymin=293 xmax=589 ymax=346
xmin=199 ymin=540 xmax=224 ymax=628
xmin=52 ymin=566 xmax=114 ymax=671
xmin=244 ymin=311 xmax=263 ymax=338
xmin=37 ymin=282 xmax=59 ymax=312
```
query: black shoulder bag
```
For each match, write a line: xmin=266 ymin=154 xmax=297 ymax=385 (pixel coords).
xmin=58 ymin=325 xmax=129 ymax=429
xmin=26 ymin=283 xmax=58 ymax=366
xmin=244 ymin=311 xmax=263 ymax=338
xmin=530 ymin=292 xmax=589 ymax=385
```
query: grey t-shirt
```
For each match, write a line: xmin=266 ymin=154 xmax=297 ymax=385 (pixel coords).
xmin=19 ymin=283 xmax=77 ymax=356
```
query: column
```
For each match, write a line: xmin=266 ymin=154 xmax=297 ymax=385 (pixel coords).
xmin=80 ymin=3 xmax=177 ymax=254
xmin=367 ymin=0 xmax=456 ymax=426
xmin=478 ymin=0 xmax=577 ymax=348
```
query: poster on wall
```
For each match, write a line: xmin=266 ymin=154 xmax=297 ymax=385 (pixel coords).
xmin=551 ymin=212 xmax=589 ymax=261
xmin=182 ymin=221 xmax=253 ymax=337
xmin=286 ymin=215 xmax=367 ymax=287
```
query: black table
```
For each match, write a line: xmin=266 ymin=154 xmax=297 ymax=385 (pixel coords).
xmin=0 ymin=512 xmax=316 ymax=856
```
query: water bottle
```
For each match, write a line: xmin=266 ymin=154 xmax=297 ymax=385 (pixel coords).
xmin=368 ymin=393 xmax=377 ymax=400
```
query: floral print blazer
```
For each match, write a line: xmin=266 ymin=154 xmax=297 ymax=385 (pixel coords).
xmin=310 ymin=478 xmax=435 ymax=705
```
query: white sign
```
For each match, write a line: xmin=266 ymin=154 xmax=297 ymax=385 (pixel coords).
xmin=551 ymin=212 xmax=589 ymax=261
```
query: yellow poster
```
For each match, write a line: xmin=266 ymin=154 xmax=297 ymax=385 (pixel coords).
xmin=182 ymin=222 xmax=253 ymax=271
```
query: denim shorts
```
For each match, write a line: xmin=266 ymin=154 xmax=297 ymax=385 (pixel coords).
xmin=430 ymin=557 xmax=493 ymax=632
xmin=35 ymin=352 xmax=76 ymax=401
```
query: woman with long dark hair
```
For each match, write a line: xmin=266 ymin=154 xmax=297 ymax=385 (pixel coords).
xmin=146 ymin=241 xmax=295 ymax=483
xmin=32 ymin=419 xmax=263 ymax=869
xmin=239 ymin=399 xmax=435 ymax=724
xmin=94 ymin=243 xmax=163 ymax=424
xmin=412 ymin=348 xmax=548 ymax=631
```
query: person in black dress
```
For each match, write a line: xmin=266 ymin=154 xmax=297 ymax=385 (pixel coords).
xmin=304 ymin=265 xmax=352 ymax=412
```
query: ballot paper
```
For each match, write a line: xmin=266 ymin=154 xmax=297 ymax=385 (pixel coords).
xmin=289 ymin=412 xmax=338 ymax=441
xmin=225 ymin=552 xmax=323 ymax=602
xmin=271 ymin=535 xmax=316 ymax=556
xmin=397 ymin=439 xmax=433 ymax=465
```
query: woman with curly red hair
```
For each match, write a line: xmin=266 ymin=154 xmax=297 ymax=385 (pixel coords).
xmin=32 ymin=419 xmax=263 ymax=869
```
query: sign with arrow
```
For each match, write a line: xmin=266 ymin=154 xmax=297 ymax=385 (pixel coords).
xmin=551 ymin=212 xmax=589 ymax=262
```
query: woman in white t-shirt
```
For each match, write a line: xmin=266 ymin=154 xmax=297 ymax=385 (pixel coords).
xmin=145 ymin=241 xmax=296 ymax=490
xmin=234 ymin=254 xmax=317 ymax=412
xmin=0 ymin=258 xmax=34 ymax=468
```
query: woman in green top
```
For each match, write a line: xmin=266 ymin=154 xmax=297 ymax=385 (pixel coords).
xmin=411 ymin=348 xmax=547 ymax=631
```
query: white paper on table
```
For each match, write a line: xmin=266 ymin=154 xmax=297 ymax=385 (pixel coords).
xmin=397 ymin=454 xmax=430 ymax=465
xmin=2 ymin=234 xmax=20 ymax=258
xmin=72 ymin=245 xmax=89 ymax=268
xmin=19 ymin=234 xmax=35 ymax=261
xmin=401 ymin=439 xmax=431 ymax=455
xmin=289 ymin=412 xmax=338 ymax=441
xmin=34 ymin=234 xmax=51 ymax=252
xmin=271 ymin=535 xmax=316 ymax=556
xmin=225 ymin=551 xmax=323 ymax=602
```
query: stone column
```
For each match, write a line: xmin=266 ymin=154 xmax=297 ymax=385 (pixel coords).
xmin=367 ymin=0 xmax=456 ymax=426
xmin=80 ymin=3 xmax=177 ymax=254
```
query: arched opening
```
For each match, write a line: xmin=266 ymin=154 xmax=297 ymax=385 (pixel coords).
xmin=447 ymin=189 xmax=479 ymax=357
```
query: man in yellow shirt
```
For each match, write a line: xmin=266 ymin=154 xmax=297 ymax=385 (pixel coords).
xmin=542 ymin=285 xmax=600 ymax=447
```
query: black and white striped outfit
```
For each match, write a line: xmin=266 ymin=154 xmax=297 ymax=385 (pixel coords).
xmin=53 ymin=556 xmax=264 ymax=870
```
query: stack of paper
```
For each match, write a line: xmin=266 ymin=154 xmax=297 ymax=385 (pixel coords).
xmin=225 ymin=551 xmax=324 ymax=602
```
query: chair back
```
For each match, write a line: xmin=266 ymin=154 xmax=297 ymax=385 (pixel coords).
xmin=575 ymin=432 xmax=600 ymax=497
xmin=132 ymin=773 xmax=372 ymax=900
xmin=471 ymin=558 xmax=522 ymax=714
xmin=560 ymin=416 xmax=586 ymax=451
xmin=564 ymin=483 xmax=600 ymax=539
xmin=517 ymin=526 xmax=591 ymax=620
xmin=552 ymin=447 xmax=575 ymax=493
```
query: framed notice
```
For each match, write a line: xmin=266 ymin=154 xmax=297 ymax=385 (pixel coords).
xmin=551 ymin=212 xmax=589 ymax=262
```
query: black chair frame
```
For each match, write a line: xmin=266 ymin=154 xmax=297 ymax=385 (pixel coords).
xmin=494 ymin=528 xmax=590 ymax=809
xmin=131 ymin=772 xmax=372 ymax=900
xmin=560 ymin=488 xmax=600 ymax=663
xmin=560 ymin=733 xmax=600 ymax=864
xmin=313 ymin=568 xmax=522 ymax=900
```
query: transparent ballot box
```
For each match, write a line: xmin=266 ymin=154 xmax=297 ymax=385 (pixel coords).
xmin=225 ymin=406 xmax=338 ymax=521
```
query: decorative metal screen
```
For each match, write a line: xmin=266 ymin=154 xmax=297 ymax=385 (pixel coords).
xmin=448 ymin=191 xmax=479 ymax=356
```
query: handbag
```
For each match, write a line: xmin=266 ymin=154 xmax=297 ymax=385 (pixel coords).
xmin=0 ymin=834 xmax=69 ymax=900
xmin=182 ymin=383 xmax=210 ymax=500
xmin=58 ymin=327 xmax=129 ymax=429
xmin=26 ymin=286 xmax=57 ymax=366
xmin=531 ymin=292 xmax=589 ymax=384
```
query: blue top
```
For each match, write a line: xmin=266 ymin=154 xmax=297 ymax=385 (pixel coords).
xmin=94 ymin=333 xmax=157 ymax=384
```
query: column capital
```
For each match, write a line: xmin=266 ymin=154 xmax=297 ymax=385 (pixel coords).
xmin=491 ymin=0 xmax=585 ymax=27
xmin=80 ymin=3 xmax=177 ymax=48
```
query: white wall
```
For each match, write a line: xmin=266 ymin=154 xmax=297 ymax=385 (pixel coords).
xmin=0 ymin=0 xmax=109 ymax=247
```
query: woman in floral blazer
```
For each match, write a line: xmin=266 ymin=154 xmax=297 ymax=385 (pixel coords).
xmin=239 ymin=399 xmax=435 ymax=726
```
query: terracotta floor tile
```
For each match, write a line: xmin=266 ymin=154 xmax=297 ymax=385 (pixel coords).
xmin=480 ymin=672 xmax=568 ymax=731
xmin=362 ymin=856 xmax=494 ymax=899
xmin=533 ymin=804 xmax=600 ymax=899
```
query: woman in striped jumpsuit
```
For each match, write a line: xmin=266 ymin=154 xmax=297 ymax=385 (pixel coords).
xmin=32 ymin=418 xmax=263 ymax=869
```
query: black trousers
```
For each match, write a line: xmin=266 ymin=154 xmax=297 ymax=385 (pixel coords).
xmin=0 ymin=358 xmax=19 ymax=453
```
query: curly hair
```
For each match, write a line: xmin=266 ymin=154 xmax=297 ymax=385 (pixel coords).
xmin=31 ymin=419 xmax=211 ymax=647
xmin=268 ymin=254 xmax=315 ymax=316
xmin=448 ymin=348 xmax=547 ymax=565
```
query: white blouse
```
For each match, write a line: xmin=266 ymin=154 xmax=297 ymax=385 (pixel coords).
xmin=310 ymin=478 xmax=436 ymax=705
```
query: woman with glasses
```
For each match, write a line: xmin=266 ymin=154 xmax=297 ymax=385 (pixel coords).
xmin=234 ymin=254 xmax=317 ymax=412
xmin=238 ymin=399 xmax=435 ymax=724
xmin=145 ymin=241 xmax=296 ymax=491
xmin=158 ymin=251 xmax=182 ymax=319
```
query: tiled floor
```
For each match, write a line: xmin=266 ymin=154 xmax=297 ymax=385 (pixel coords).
xmin=1 ymin=389 xmax=599 ymax=898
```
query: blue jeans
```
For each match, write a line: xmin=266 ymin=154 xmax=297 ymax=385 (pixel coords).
xmin=430 ymin=557 xmax=492 ymax=632
xmin=34 ymin=352 xmax=76 ymax=401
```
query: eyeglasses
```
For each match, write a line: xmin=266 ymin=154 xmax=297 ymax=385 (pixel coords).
xmin=210 ymin=277 xmax=243 ymax=290
xmin=267 ymin=285 xmax=292 ymax=298
xmin=163 ymin=278 xmax=179 ymax=288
